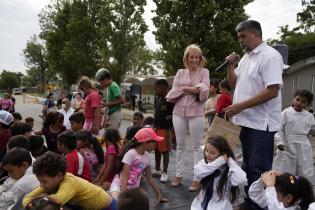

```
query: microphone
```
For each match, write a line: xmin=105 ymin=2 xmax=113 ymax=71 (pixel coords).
xmin=215 ymin=60 xmax=230 ymax=72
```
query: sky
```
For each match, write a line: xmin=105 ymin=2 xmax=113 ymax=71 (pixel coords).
xmin=0 ymin=0 xmax=303 ymax=74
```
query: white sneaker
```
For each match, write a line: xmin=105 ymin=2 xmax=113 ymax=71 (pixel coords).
xmin=160 ymin=172 xmax=168 ymax=183
xmin=152 ymin=169 xmax=161 ymax=177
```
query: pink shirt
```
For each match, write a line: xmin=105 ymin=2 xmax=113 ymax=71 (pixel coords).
xmin=167 ymin=67 xmax=210 ymax=117
xmin=0 ymin=98 xmax=13 ymax=110
xmin=84 ymin=90 xmax=100 ymax=122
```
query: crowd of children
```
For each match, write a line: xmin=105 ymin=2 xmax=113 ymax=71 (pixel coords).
xmin=1 ymin=75 xmax=315 ymax=210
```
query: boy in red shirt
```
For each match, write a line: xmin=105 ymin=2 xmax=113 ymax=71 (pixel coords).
xmin=57 ymin=131 xmax=91 ymax=182
xmin=216 ymin=78 xmax=232 ymax=118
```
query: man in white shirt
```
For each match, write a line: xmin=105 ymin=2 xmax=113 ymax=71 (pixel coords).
xmin=59 ymin=98 xmax=74 ymax=130
xmin=225 ymin=20 xmax=283 ymax=210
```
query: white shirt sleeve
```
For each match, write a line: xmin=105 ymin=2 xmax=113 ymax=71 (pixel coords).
xmin=274 ymin=110 xmax=286 ymax=146
xmin=227 ymin=157 xmax=247 ymax=186
xmin=194 ymin=156 xmax=226 ymax=182
xmin=261 ymin=53 xmax=283 ymax=88
xmin=0 ymin=177 xmax=15 ymax=193
xmin=248 ymin=179 xmax=268 ymax=208
xmin=265 ymin=186 xmax=287 ymax=210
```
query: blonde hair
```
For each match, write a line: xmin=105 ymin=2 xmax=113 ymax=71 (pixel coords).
xmin=183 ymin=44 xmax=207 ymax=68
xmin=78 ymin=76 xmax=93 ymax=90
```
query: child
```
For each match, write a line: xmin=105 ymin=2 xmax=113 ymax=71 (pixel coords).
xmin=249 ymin=171 xmax=314 ymax=210
xmin=216 ymin=78 xmax=232 ymax=118
xmin=25 ymin=197 xmax=70 ymax=210
xmin=143 ymin=116 xmax=154 ymax=128
xmin=124 ymin=126 xmax=142 ymax=145
xmin=12 ymin=112 xmax=22 ymax=124
xmin=74 ymin=130 xmax=104 ymax=180
xmin=25 ymin=117 xmax=35 ymax=130
xmin=0 ymin=148 xmax=39 ymax=210
xmin=191 ymin=136 xmax=247 ymax=210
xmin=69 ymin=112 xmax=85 ymax=132
xmin=36 ymin=112 xmax=66 ymax=153
xmin=273 ymin=89 xmax=315 ymax=180
xmin=204 ymin=80 xmax=220 ymax=126
xmin=57 ymin=131 xmax=91 ymax=182
xmin=0 ymin=110 xmax=13 ymax=162
xmin=22 ymin=152 xmax=116 ymax=210
xmin=117 ymin=188 xmax=149 ymax=210
xmin=125 ymin=111 xmax=144 ymax=138
xmin=29 ymin=135 xmax=48 ymax=158
xmin=109 ymin=127 xmax=168 ymax=203
xmin=10 ymin=122 xmax=32 ymax=137
xmin=152 ymin=79 xmax=174 ymax=183
xmin=96 ymin=128 xmax=121 ymax=190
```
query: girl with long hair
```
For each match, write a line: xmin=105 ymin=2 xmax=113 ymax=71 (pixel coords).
xmin=191 ymin=136 xmax=247 ymax=210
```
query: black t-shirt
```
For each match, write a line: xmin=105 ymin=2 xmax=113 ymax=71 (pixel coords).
xmin=153 ymin=96 xmax=174 ymax=129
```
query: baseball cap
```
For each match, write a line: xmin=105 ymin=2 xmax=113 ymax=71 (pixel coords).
xmin=0 ymin=110 xmax=13 ymax=125
xmin=134 ymin=128 xmax=164 ymax=143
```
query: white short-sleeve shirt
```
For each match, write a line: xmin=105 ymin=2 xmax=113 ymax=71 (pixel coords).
xmin=233 ymin=42 xmax=283 ymax=132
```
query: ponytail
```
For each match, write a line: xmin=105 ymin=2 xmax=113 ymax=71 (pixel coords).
xmin=298 ymin=176 xmax=315 ymax=210
xmin=91 ymin=136 xmax=104 ymax=164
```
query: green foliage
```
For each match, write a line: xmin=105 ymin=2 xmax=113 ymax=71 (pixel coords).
xmin=0 ymin=70 xmax=22 ymax=90
xmin=23 ymin=35 xmax=48 ymax=93
xmin=297 ymin=0 xmax=315 ymax=32
xmin=37 ymin=0 xmax=148 ymax=86
xmin=128 ymin=47 xmax=158 ymax=75
xmin=152 ymin=0 xmax=252 ymax=76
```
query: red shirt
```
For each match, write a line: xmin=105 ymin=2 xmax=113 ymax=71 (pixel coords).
xmin=66 ymin=149 xmax=91 ymax=182
xmin=216 ymin=92 xmax=232 ymax=114
xmin=84 ymin=90 xmax=100 ymax=122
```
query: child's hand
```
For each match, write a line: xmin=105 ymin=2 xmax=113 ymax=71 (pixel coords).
xmin=157 ymin=194 xmax=169 ymax=203
xmin=277 ymin=145 xmax=285 ymax=151
xmin=269 ymin=170 xmax=282 ymax=177
xmin=261 ymin=171 xmax=276 ymax=187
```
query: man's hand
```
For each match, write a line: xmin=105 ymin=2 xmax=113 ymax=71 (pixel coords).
xmin=224 ymin=102 xmax=244 ymax=118
xmin=225 ymin=52 xmax=240 ymax=68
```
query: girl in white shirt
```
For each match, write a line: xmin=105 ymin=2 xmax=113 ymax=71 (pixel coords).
xmin=249 ymin=171 xmax=314 ymax=210
xmin=191 ymin=136 xmax=247 ymax=210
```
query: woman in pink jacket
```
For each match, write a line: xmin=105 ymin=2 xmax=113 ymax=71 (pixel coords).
xmin=166 ymin=44 xmax=210 ymax=191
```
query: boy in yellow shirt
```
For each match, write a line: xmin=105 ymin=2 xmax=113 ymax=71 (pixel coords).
xmin=23 ymin=152 xmax=116 ymax=210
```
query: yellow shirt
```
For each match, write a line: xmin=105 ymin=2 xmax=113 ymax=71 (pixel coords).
xmin=23 ymin=173 xmax=112 ymax=210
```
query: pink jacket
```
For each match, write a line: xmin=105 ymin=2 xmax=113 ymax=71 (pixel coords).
xmin=166 ymin=67 xmax=210 ymax=117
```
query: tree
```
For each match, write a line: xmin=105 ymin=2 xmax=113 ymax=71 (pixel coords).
xmin=23 ymin=35 xmax=48 ymax=93
xmin=128 ymin=47 xmax=158 ymax=75
xmin=297 ymin=0 xmax=315 ymax=32
xmin=0 ymin=70 xmax=22 ymax=90
xmin=39 ymin=0 xmax=100 ymax=86
xmin=99 ymin=0 xmax=148 ymax=83
xmin=152 ymin=0 xmax=252 ymax=76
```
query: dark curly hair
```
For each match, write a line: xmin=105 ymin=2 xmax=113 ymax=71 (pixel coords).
xmin=33 ymin=152 xmax=67 ymax=177
xmin=294 ymin=89 xmax=313 ymax=105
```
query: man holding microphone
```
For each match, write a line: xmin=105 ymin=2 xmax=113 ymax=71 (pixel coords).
xmin=225 ymin=20 xmax=283 ymax=210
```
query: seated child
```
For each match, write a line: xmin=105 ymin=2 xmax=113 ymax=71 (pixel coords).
xmin=110 ymin=128 xmax=168 ymax=203
xmin=249 ymin=171 xmax=314 ymax=210
xmin=96 ymin=128 xmax=121 ymax=190
xmin=124 ymin=126 xmax=142 ymax=145
xmin=143 ymin=116 xmax=154 ymax=128
xmin=7 ymin=135 xmax=36 ymax=162
xmin=125 ymin=112 xmax=144 ymax=139
xmin=69 ymin=112 xmax=85 ymax=132
xmin=25 ymin=117 xmax=35 ymax=130
xmin=22 ymin=152 xmax=116 ymax=210
xmin=24 ymin=197 xmax=70 ymax=210
xmin=0 ymin=148 xmax=39 ymax=210
xmin=10 ymin=122 xmax=32 ymax=137
xmin=117 ymin=188 xmax=149 ymax=210
xmin=29 ymin=135 xmax=48 ymax=158
xmin=191 ymin=136 xmax=247 ymax=210
xmin=12 ymin=112 xmax=22 ymax=124
xmin=57 ymin=131 xmax=91 ymax=182
xmin=0 ymin=110 xmax=13 ymax=162
xmin=216 ymin=78 xmax=232 ymax=118
xmin=74 ymin=130 xmax=104 ymax=180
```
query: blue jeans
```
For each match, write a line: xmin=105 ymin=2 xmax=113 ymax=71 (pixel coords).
xmin=240 ymin=126 xmax=275 ymax=209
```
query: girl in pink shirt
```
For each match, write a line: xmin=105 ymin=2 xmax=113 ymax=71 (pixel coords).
xmin=0 ymin=93 xmax=14 ymax=112
xmin=166 ymin=44 xmax=210 ymax=191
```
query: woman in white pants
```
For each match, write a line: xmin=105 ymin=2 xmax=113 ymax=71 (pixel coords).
xmin=166 ymin=44 xmax=210 ymax=191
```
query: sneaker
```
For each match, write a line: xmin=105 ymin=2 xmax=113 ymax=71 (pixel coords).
xmin=152 ymin=169 xmax=161 ymax=177
xmin=160 ymin=172 xmax=168 ymax=183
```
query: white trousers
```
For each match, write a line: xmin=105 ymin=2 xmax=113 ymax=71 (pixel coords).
xmin=172 ymin=115 xmax=204 ymax=179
